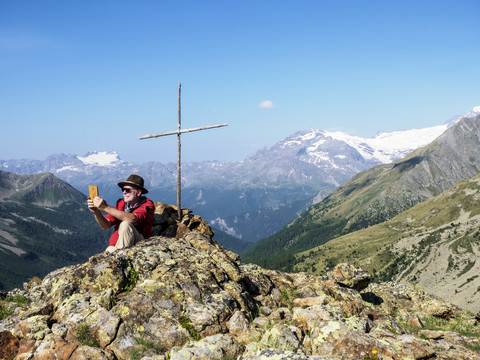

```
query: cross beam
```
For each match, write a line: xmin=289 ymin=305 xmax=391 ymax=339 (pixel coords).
xmin=139 ymin=83 xmax=228 ymax=220
xmin=139 ymin=123 xmax=228 ymax=140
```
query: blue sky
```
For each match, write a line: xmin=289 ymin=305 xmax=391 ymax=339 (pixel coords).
xmin=1 ymin=1 xmax=479 ymax=163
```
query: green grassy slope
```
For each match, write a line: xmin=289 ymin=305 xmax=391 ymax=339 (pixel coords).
xmin=294 ymin=173 xmax=480 ymax=313
xmin=242 ymin=115 xmax=480 ymax=271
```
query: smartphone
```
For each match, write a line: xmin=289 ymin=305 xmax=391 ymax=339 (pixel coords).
xmin=88 ymin=185 xmax=99 ymax=206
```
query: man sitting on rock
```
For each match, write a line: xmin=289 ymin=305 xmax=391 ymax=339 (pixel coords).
xmin=87 ymin=174 xmax=155 ymax=253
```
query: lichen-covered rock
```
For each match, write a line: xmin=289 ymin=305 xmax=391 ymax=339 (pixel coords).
xmin=362 ymin=282 xmax=464 ymax=320
xmin=226 ymin=310 xmax=251 ymax=335
xmin=240 ymin=349 xmax=335 ymax=359
xmin=260 ymin=324 xmax=302 ymax=352
xmin=169 ymin=334 xmax=244 ymax=360
xmin=1 ymin=220 xmax=480 ymax=360
xmin=31 ymin=335 xmax=79 ymax=359
xmin=17 ymin=314 xmax=51 ymax=340
xmin=292 ymin=296 xmax=327 ymax=308
xmin=69 ymin=345 xmax=115 ymax=360
xmin=15 ymin=337 xmax=37 ymax=359
xmin=152 ymin=202 xmax=214 ymax=238
xmin=0 ymin=330 xmax=19 ymax=359
xmin=328 ymin=263 xmax=370 ymax=291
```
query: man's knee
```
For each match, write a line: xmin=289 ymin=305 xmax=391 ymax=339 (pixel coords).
xmin=118 ymin=220 xmax=135 ymax=232
xmin=105 ymin=246 xmax=116 ymax=253
xmin=116 ymin=221 xmax=143 ymax=250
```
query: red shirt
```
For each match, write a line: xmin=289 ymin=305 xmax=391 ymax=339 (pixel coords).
xmin=105 ymin=196 xmax=155 ymax=246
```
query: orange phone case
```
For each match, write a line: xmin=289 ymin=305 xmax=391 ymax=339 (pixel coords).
xmin=88 ymin=185 xmax=99 ymax=204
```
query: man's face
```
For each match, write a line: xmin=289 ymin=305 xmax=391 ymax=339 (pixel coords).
xmin=122 ymin=186 xmax=142 ymax=203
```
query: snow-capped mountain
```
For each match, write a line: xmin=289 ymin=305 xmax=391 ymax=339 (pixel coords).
xmin=280 ymin=123 xmax=450 ymax=165
xmin=247 ymin=121 xmax=452 ymax=188
xmin=77 ymin=150 xmax=124 ymax=167
xmin=48 ymin=151 xmax=125 ymax=173
xmin=321 ymin=125 xmax=449 ymax=163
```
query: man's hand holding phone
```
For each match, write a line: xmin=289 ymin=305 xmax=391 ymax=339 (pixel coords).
xmin=87 ymin=186 xmax=104 ymax=213
xmin=93 ymin=196 xmax=107 ymax=210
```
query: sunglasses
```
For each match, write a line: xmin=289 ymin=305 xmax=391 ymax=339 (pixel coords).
xmin=122 ymin=187 xmax=136 ymax=193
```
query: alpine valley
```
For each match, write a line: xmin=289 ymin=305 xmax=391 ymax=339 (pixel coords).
xmin=0 ymin=171 xmax=105 ymax=291
xmin=243 ymin=112 xmax=480 ymax=314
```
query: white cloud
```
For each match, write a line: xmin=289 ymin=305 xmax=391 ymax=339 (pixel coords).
xmin=259 ymin=100 xmax=275 ymax=109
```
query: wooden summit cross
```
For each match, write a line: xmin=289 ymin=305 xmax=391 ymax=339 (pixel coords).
xmin=139 ymin=83 xmax=228 ymax=220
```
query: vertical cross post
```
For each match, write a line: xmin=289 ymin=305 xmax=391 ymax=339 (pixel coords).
xmin=177 ymin=83 xmax=182 ymax=219
xmin=139 ymin=83 xmax=228 ymax=221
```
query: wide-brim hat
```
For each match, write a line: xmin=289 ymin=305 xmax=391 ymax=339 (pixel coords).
xmin=118 ymin=174 xmax=148 ymax=194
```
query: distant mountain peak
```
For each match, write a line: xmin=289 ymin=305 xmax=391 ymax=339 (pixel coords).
xmin=77 ymin=150 xmax=123 ymax=166
xmin=465 ymin=105 xmax=480 ymax=118
xmin=282 ymin=124 xmax=451 ymax=165
xmin=447 ymin=106 xmax=480 ymax=124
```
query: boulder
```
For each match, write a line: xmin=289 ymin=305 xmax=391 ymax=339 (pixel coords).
xmin=328 ymin=263 xmax=370 ymax=291
xmin=0 ymin=330 xmax=19 ymax=360
xmin=169 ymin=334 xmax=244 ymax=360
xmin=152 ymin=202 xmax=214 ymax=239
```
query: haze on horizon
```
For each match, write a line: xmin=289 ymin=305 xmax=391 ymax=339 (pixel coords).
xmin=1 ymin=1 xmax=479 ymax=163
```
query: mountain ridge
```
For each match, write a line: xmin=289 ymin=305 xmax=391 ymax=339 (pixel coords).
xmin=0 ymin=171 xmax=106 ymax=291
xmin=243 ymin=113 xmax=480 ymax=269
xmin=0 ymin=118 xmax=458 ymax=244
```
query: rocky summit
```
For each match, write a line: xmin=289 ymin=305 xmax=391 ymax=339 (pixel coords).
xmin=1 ymin=208 xmax=480 ymax=359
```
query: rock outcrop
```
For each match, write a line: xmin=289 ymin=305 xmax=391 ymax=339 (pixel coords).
xmin=152 ymin=202 xmax=214 ymax=239
xmin=1 ymin=207 xmax=479 ymax=359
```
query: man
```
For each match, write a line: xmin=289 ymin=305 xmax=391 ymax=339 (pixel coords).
xmin=88 ymin=174 xmax=155 ymax=253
